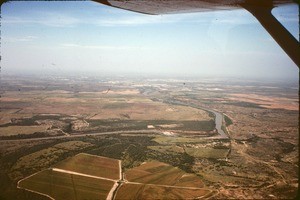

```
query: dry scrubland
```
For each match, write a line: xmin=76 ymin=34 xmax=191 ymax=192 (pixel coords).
xmin=0 ymin=76 xmax=298 ymax=199
xmin=10 ymin=141 xmax=94 ymax=181
xmin=172 ymin=83 xmax=298 ymax=198
xmin=1 ymin=90 xmax=210 ymax=122
xmin=0 ymin=125 xmax=49 ymax=136
xmin=0 ymin=85 xmax=213 ymax=138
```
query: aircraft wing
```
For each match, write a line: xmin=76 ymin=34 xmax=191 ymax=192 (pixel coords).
xmin=94 ymin=0 xmax=300 ymax=67
xmin=94 ymin=0 xmax=294 ymax=15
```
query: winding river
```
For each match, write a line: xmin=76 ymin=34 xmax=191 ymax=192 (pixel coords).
xmin=165 ymin=99 xmax=228 ymax=139
xmin=202 ymin=108 xmax=227 ymax=139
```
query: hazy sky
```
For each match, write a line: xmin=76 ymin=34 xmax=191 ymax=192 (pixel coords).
xmin=1 ymin=1 xmax=299 ymax=80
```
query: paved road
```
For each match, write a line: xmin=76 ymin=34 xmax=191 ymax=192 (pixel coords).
xmin=0 ymin=130 xmax=161 ymax=143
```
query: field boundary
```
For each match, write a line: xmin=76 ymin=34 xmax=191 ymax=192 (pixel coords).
xmin=52 ymin=168 xmax=117 ymax=182
xmin=17 ymin=155 xmax=214 ymax=200
xmin=126 ymin=181 xmax=211 ymax=190
xmin=17 ymin=169 xmax=55 ymax=200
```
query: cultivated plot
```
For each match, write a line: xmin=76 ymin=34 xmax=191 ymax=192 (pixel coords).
xmin=18 ymin=169 xmax=114 ymax=200
xmin=117 ymin=161 xmax=214 ymax=199
xmin=18 ymin=154 xmax=214 ymax=200
xmin=53 ymin=153 xmax=120 ymax=180
xmin=125 ymin=161 xmax=204 ymax=187
xmin=116 ymin=184 xmax=213 ymax=200
xmin=18 ymin=154 xmax=121 ymax=200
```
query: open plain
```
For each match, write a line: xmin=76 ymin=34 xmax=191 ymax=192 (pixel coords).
xmin=0 ymin=75 xmax=298 ymax=199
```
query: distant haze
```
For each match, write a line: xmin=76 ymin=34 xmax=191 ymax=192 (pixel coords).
xmin=1 ymin=1 xmax=299 ymax=81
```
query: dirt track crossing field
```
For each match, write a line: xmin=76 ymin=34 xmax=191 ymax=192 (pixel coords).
xmin=18 ymin=154 xmax=215 ymax=200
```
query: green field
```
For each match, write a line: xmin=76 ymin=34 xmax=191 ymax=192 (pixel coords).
xmin=153 ymin=136 xmax=208 ymax=144
xmin=148 ymin=145 xmax=185 ymax=154
xmin=184 ymin=147 xmax=229 ymax=159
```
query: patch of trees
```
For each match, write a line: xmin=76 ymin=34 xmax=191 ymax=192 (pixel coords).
xmin=224 ymin=115 xmax=233 ymax=126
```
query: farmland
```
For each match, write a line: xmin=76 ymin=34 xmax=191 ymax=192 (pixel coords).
xmin=115 ymin=184 xmax=213 ymax=199
xmin=124 ymin=161 xmax=205 ymax=187
xmin=18 ymin=169 xmax=114 ymax=200
xmin=18 ymin=154 xmax=214 ymax=200
xmin=17 ymin=153 xmax=121 ymax=200
xmin=0 ymin=75 xmax=298 ymax=199
xmin=53 ymin=153 xmax=120 ymax=180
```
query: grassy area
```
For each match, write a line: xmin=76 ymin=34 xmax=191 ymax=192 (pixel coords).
xmin=87 ymin=119 xmax=214 ymax=132
xmin=224 ymin=114 xmax=233 ymax=126
xmin=153 ymin=136 xmax=207 ymax=144
xmin=226 ymin=101 xmax=263 ymax=109
xmin=184 ymin=147 xmax=229 ymax=159
xmin=148 ymin=145 xmax=184 ymax=154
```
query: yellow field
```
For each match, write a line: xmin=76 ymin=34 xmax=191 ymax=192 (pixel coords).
xmin=228 ymin=93 xmax=298 ymax=111
xmin=90 ymin=103 xmax=211 ymax=121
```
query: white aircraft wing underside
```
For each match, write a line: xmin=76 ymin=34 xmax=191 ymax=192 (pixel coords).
xmin=94 ymin=0 xmax=295 ymax=15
